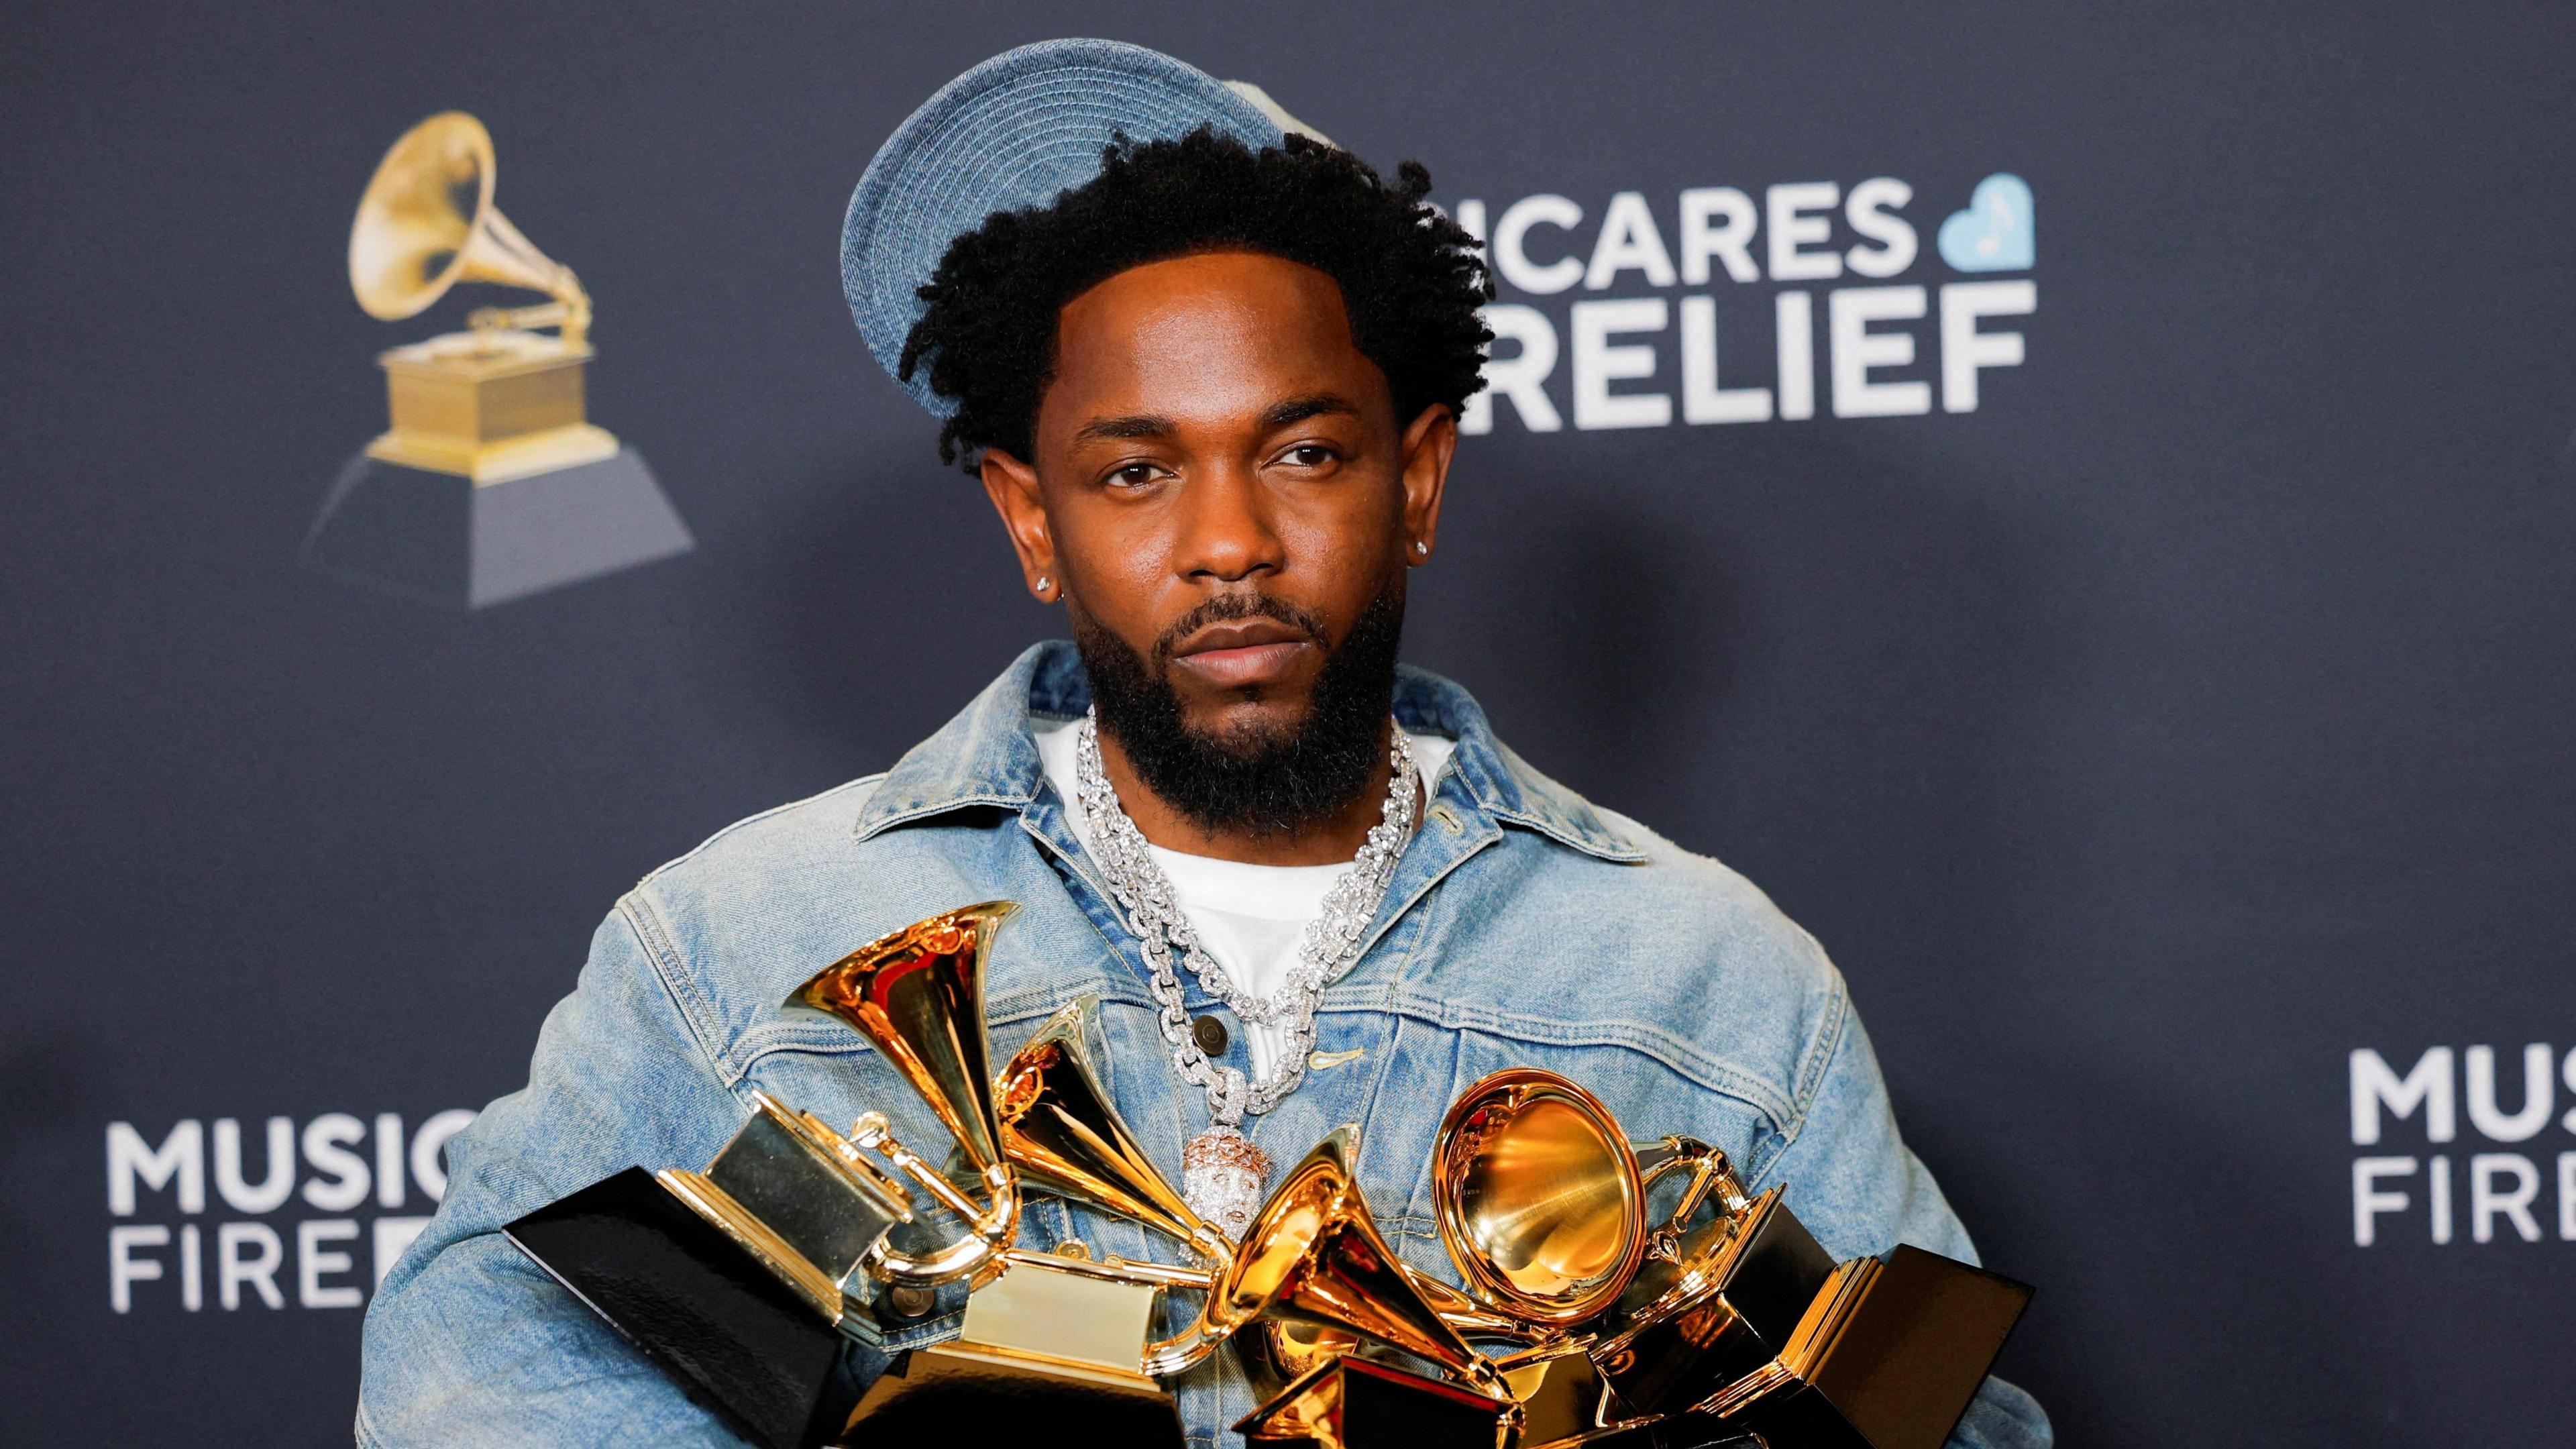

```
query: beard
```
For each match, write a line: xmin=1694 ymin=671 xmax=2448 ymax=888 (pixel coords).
xmin=1072 ymin=578 xmax=1406 ymax=839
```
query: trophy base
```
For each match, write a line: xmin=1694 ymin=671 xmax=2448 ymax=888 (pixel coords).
xmin=1235 ymin=1356 xmax=1515 ymax=1449
xmin=1595 ymin=1185 xmax=1836 ymax=1417
xmin=1500 ymin=1347 xmax=1760 ymax=1449
xmin=1503 ymin=1340 xmax=1629 ymax=1448
xmin=1544 ymin=1420 xmax=1758 ymax=1449
xmin=367 ymin=422 xmax=621 ymax=486
xmin=843 ymin=1341 xmax=1184 ymax=1445
xmin=303 ymin=445 xmax=690 ymax=607
xmin=372 ymin=327 xmax=608 ymax=484
xmin=505 ymin=1167 xmax=864 ymax=1449
xmin=1701 ymin=1246 xmax=2032 ymax=1449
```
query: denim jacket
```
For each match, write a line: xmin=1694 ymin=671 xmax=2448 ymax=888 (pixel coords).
xmin=356 ymin=641 xmax=2051 ymax=1448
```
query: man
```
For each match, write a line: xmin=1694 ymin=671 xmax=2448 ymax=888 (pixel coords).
xmin=358 ymin=39 xmax=2050 ymax=1448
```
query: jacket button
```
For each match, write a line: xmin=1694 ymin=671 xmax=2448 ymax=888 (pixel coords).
xmin=1191 ymin=1015 xmax=1230 ymax=1055
xmin=888 ymin=1285 xmax=935 ymax=1318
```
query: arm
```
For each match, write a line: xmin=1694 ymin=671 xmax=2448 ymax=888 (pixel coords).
xmin=1753 ymin=989 xmax=2055 ymax=1449
xmin=356 ymin=894 xmax=777 ymax=1448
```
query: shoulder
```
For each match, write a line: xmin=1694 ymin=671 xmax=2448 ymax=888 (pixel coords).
xmin=1597 ymin=804 xmax=1839 ymax=998
xmin=607 ymin=773 xmax=922 ymax=1075
xmin=1477 ymin=748 xmax=1841 ymax=1013
xmin=639 ymin=772 xmax=894 ymax=891
xmin=1450 ymin=767 xmax=1851 ymax=1132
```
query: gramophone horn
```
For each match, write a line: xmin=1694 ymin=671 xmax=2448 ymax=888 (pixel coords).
xmin=1214 ymin=1126 xmax=1512 ymax=1402
xmin=792 ymin=902 xmax=1022 ymax=1286
xmin=993 ymin=996 xmax=1245 ymax=1375
xmin=998 ymin=998 xmax=1233 ymax=1265
xmin=1433 ymin=1068 xmax=1650 ymax=1328
xmin=348 ymin=111 xmax=592 ymax=344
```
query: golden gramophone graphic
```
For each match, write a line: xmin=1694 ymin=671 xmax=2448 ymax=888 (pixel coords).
xmin=311 ymin=111 xmax=689 ymax=608
xmin=349 ymin=111 xmax=615 ymax=484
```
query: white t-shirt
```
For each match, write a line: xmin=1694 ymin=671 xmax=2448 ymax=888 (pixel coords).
xmin=1032 ymin=718 xmax=1457 ymax=1078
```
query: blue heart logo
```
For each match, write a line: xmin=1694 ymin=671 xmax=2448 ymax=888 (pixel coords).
xmin=1937 ymin=173 xmax=2035 ymax=272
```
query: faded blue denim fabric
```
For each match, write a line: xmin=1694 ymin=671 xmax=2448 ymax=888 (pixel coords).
xmin=841 ymin=38 xmax=1281 ymax=418
xmin=356 ymin=641 xmax=2052 ymax=1448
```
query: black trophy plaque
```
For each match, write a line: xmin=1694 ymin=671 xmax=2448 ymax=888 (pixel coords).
xmin=1707 ymin=1244 xmax=2033 ymax=1449
xmin=506 ymin=1167 xmax=858 ymax=1449
xmin=843 ymin=1340 xmax=1185 ymax=1442
xmin=1235 ymin=1355 xmax=1515 ymax=1449
xmin=1593 ymin=1185 xmax=1839 ymax=1417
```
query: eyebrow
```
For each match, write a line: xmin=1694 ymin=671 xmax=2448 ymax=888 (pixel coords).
xmin=1071 ymin=413 xmax=1178 ymax=444
xmin=1260 ymin=393 xmax=1360 ymax=430
xmin=1069 ymin=393 xmax=1360 ymax=445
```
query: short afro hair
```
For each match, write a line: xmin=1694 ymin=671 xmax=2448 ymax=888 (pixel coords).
xmin=898 ymin=128 xmax=1493 ymax=468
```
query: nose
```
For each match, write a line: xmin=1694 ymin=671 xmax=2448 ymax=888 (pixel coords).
xmin=1172 ymin=462 xmax=1285 ymax=585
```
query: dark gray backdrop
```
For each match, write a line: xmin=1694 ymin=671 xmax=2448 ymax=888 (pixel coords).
xmin=7 ymin=2 xmax=2571 ymax=1444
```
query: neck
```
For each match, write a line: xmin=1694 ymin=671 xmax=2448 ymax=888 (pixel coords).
xmin=1094 ymin=722 xmax=1403 ymax=867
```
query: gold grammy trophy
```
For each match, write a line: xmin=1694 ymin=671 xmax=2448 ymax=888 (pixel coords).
xmin=1224 ymin=1127 xmax=1523 ymax=1449
xmin=791 ymin=906 xmax=1221 ymax=1442
xmin=309 ymin=111 xmax=689 ymax=608
xmin=503 ymin=1088 xmax=920 ymax=1449
xmin=1420 ymin=1069 xmax=2031 ymax=1449
xmin=651 ymin=1089 xmax=918 ymax=1327
xmin=993 ymin=1002 xmax=1546 ymax=1448
xmin=518 ymin=903 xmax=1226 ymax=1448
xmin=1230 ymin=1068 xmax=1746 ymax=1449
xmin=794 ymin=907 xmax=1521 ymax=1448
xmin=519 ymin=904 xmax=2025 ymax=1449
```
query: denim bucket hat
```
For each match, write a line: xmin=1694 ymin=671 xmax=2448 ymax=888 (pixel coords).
xmin=844 ymin=38 xmax=1329 ymax=419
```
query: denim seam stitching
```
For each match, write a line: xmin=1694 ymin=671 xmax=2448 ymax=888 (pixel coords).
xmin=641 ymin=772 xmax=888 ymax=884
xmin=733 ymin=970 xmax=1788 ymax=1123
xmin=1483 ymin=804 xmax=1650 ymax=863
xmin=1360 ymin=987 xmax=1793 ymax=1126
xmin=853 ymin=790 xmax=1028 ymax=841
xmin=732 ymin=984 xmax=1159 ymax=1073
xmin=1743 ymin=973 xmax=1850 ymax=1187
xmin=1350 ymin=810 xmax=1500 ymax=969
xmin=1342 ymin=898 xmax=1432 ymax=1185
xmin=1015 ymin=810 xmax=1165 ymax=996
xmin=619 ymin=890 xmax=742 ymax=1089
xmin=1785 ymin=971 xmax=1851 ymax=1138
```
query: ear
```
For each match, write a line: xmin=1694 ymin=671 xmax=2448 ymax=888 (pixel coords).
xmin=979 ymin=447 xmax=1059 ymax=601
xmin=1398 ymin=403 xmax=1458 ymax=566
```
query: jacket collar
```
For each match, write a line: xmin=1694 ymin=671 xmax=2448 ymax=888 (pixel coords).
xmin=853 ymin=640 xmax=1643 ymax=863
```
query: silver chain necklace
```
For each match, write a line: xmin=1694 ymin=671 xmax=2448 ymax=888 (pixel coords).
xmin=1073 ymin=708 xmax=1417 ymax=1238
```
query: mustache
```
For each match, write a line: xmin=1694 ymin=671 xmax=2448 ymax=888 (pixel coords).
xmin=1150 ymin=592 xmax=1331 ymax=665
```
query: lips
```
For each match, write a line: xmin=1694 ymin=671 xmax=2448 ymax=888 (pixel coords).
xmin=1169 ymin=616 xmax=1317 ymax=690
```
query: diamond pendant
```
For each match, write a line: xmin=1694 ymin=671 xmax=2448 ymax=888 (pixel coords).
xmin=1183 ymin=1126 xmax=1271 ymax=1241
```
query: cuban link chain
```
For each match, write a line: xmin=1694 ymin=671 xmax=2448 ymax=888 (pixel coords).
xmin=1073 ymin=708 xmax=1417 ymax=1237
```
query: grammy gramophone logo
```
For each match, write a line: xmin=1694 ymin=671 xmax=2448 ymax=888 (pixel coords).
xmin=303 ymin=112 xmax=691 ymax=608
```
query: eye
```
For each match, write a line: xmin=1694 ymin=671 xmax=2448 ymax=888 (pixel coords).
xmin=1278 ymin=443 xmax=1340 ymax=470
xmin=1106 ymin=461 xmax=1164 ymax=488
